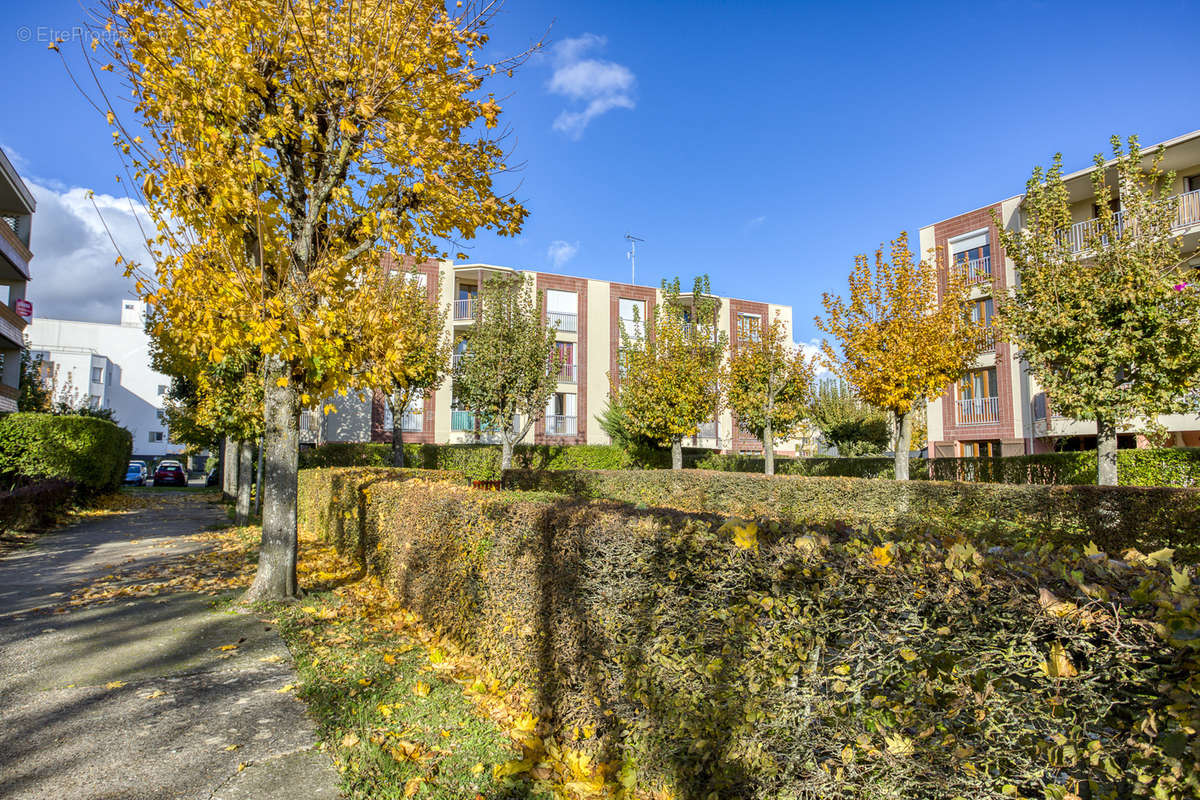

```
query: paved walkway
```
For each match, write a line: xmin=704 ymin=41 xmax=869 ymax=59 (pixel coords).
xmin=0 ymin=492 xmax=341 ymax=800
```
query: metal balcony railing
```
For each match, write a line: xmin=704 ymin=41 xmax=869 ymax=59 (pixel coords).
xmin=453 ymin=298 xmax=476 ymax=320
xmin=980 ymin=327 xmax=996 ymax=352
xmin=451 ymin=409 xmax=475 ymax=431
xmin=1063 ymin=188 xmax=1200 ymax=253
xmin=557 ymin=363 xmax=577 ymax=383
xmin=399 ymin=411 xmax=423 ymax=432
xmin=953 ymin=255 xmax=992 ymax=286
xmin=452 ymin=352 xmax=468 ymax=369
xmin=696 ymin=421 xmax=718 ymax=440
xmin=956 ymin=396 xmax=999 ymax=425
xmin=545 ymin=415 xmax=577 ymax=436
xmin=548 ymin=311 xmax=577 ymax=332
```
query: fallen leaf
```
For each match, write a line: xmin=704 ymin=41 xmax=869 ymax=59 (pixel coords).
xmin=142 ymin=689 xmax=165 ymax=699
xmin=340 ymin=732 xmax=360 ymax=748
xmin=411 ymin=681 xmax=430 ymax=697
xmin=105 ymin=680 xmax=126 ymax=689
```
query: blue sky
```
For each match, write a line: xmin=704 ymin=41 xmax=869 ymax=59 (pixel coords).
xmin=2 ymin=0 xmax=1198 ymax=340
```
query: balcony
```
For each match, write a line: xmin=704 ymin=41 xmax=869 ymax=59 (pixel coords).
xmin=557 ymin=363 xmax=577 ymax=383
xmin=451 ymin=409 xmax=476 ymax=431
xmin=980 ymin=327 xmax=996 ymax=352
xmin=1063 ymin=188 xmax=1200 ymax=254
xmin=545 ymin=415 xmax=577 ymax=436
xmin=548 ymin=311 xmax=577 ymax=332
xmin=452 ymin=352 xmax=467 ymax=369
xmin=956 ymin=396 xmax=999 ymax=425
xmin=453 ymin=298 xmax=476 ymax=320
xmin=399 ymin=411 xmax=423 ymax=432
xmin=953 ymin=256 xmax=992 ymax=287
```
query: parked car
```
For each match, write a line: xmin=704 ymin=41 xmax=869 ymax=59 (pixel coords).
xmin=205 ymin=468 xmax=219 ymax=487
xmin=124 ymin=461 xmax=147 ymax=486
xmin=153 ymin=460 xmax=188 ymax=487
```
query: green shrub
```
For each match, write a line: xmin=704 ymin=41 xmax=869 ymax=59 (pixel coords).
xmin=697 ymin=454 xmax=902 ymax=479
xmin=0 ymin=479 xmax=77 ymax=531
xmin=300 ymin=442 xmax=636 ymax=479
xmin=299 ymin=471 xmax=1200 ymax=799
xmin=0 ymin=413 xmax=133 ymax=493
xmin=503 ymin=468 xmax=1200 ymax=559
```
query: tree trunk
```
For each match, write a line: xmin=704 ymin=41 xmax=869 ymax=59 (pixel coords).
xmin=893 ymin=409 xmax=912 ymax=481
xmin=671 ymin=439 xmax=683 ymax=470
xmin=391 ymin=414 xmax=405 ymax=468
xmin=235 ymin=439 xmax=253 ymax=526
xmin=763 ymin=419 xmax=775 ymax=476
xmin=222 ymin=437 xmax=239 ymax=502
xmin=242 ymin=358 xmax=300 ymax=602
xmin=501 ymin=437 xmax=513 ymax=471
xmin=1096 ymin=413 xmax=1118 ymax=486
xmin=255 ymin=438 xmax=264 ymax=515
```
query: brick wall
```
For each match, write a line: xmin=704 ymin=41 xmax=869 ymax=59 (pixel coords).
xmin=728 ymin=298 xmax=769 ymax=452
xmin=535 ymin=273 xmax=588 ymax=445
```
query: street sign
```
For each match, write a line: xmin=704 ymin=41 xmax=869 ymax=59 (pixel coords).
xmin=14 ymin=299 xmax=32 ymax=319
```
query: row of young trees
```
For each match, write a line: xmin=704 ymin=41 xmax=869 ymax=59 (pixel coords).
xmin=815 ymin=136 xmax=1200 ymax=486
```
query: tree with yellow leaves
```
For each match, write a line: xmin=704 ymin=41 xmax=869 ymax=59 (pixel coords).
xmin=614 ymin=277 xmax=727 ymax=470
xmin=78 ymin=0 xmax=531 ymax=599
xmin=724 ymin=316 xmax=815 ymax=475
xmin=816 ymin=233 xmax=983 ymax=480
xmin=359 ymin=260 xmax=451 ymax=468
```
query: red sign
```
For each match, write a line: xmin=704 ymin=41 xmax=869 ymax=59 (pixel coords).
xmin=14 ymin=299 xmax=32 ymax=319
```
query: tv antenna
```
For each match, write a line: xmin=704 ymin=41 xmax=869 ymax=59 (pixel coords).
xmin=624 ymin=233 xmax=644 ymax=285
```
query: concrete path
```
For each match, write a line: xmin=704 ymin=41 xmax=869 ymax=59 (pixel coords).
xmin=0 ymin=492 xmax=341 ymax=800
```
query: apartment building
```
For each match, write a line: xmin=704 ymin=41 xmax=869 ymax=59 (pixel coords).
xmin=313 ymin=257 xmax=799 ymax=454
xmin=29 ymin=301 xmax=183 ymax=460
xmin=923 ymin=128 xmax=1200 ymax=457
xmin=0 ymin=147 xmax=35 ymax=413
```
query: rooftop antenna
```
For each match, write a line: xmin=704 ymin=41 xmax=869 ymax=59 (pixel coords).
xmin=624 ymin=233 xmax=644 ymax=285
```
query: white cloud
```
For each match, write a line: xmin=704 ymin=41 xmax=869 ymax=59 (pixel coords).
xmin=797 ymin=338 xmax=833 ymax=377
xmin=744 ymin=215 xmax=767 ymax=232
xmin=25 ymin=182 xmax=152 ymax=324
xmin=546 ymin=240 xmax=579 ymax=268
xmin=547 ymin=34 xmax=635 ymax=139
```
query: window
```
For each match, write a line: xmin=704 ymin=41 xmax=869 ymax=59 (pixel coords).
xmin=972 ymin=298 xmax=995 ymax=349
xmin=949 ymin=230 xmax=991 ymax=285
xmin=88 ymin=395 xmax=101 ymax=408
xmin=545 ymin=392 xmax=577 ymax=435
xmin=618 ymin=298 xmax=645 ymax=339
xmin=91 ymin=366 xmax=103 ymax=383
xmin=383 ymin=391 xmax=424 ymax=432
xmin=149 ymin=431 xmax=164 ymax=443
xmin=959 ymin=367 xmax=997 ymax=401
xmin=455 ymin=284 xmax=478 ymax=319
xmin=546 ymin=290 xmax=578 ymax=332
xmin=736 ymin=313 xmax=761 ymax=342
xmin=406 ymin=272 xmax=428 ymax=289
xmin=157 ymin=384 xmax=168 ymax=396
xmin=961 ymin=440 xmax=1000 ymax=457
xmin=1187 ymin=175 xmax=1200 ymax=194
xmin=555 ymin=341 xmax=576 ymax=382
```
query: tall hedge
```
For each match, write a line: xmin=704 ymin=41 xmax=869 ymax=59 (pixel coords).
xmin=298 ymin=470 xmax=1200 ymax=800
xmin=503 ymin=468 xmax=1200 ymax=559
xmin=0 ymin=413 xmax=133 ymax=493
xmin=300 ymin=442 xmax=642 ymax=479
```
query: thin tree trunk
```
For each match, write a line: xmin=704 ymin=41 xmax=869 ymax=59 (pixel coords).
xmin=235 ymin=439 xmax=253 ymax=525
xmin=222 ymin=437 xmax=239 ymax=502
xmin=242 ymin=358 xmax=300 ymax=602
xmin=255 ymin=438 xmax=264 ymax=515
xmin=893 ymin=410 xmax=912 ymax=481
xmin=763 ymin=419 xmax=775 ymax=476
xmin=671 ymin=439 xmax=683 ymax=470
xmin=501 ymin=437 xmax=513 ymax=471
xmin=391 ymin=417 xmax=405 ymax=465
xmin=1096 ymin=413 xmax=1118 ymax=486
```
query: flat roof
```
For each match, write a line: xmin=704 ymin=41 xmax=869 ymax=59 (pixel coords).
xmin=0 ymin=148 xmax=36 ymax=215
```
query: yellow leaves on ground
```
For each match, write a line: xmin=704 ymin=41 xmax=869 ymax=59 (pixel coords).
xmin=142 ymin=689 xmax=165 ymax=699
xmin=340 ymin=732 xmax=360 ymax=749
xmin=277 ymin=684 xmax=297 ymax=694
xmin=411 ymin=681 xmax=430 ymax=698
xmin=870 ymin=543 xmax=895 ymax=569
xmin=104 ymin=680 xmax=126 ymax=690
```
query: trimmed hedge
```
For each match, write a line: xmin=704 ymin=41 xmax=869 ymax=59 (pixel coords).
xmin=298 ymin=470 xmax=1200 ymax=799
xmin=0 ymin=479 xmax=77 ymax=532
xmin=0 ymin=413 xmax=133 ymax=493
xmin=300 ymin=442 xmax=640 ymax=480
xmin=503 ymin=468 xmax=1200 ymax=559
xmin=695 ymin=452 xmax=900 ymax=478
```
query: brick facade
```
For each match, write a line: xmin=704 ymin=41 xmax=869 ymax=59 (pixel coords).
xmin=728 ymin=298 xmax=769 ymax=453
xmin=534 ymin=272 xmax=588 ymax=445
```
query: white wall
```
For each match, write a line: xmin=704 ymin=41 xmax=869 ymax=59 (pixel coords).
xmin=28 ymin=302 xmax=177 ymax=458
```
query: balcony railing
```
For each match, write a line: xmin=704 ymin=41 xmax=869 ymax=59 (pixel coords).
xmin=399 ymin=411 xmax=423 ymax=432
xmin=557 ymin=363 xmax=577 ymax=383
xmin=452 ymin=352 xmax=467 ymax=369
xmin=453 ymin=298 xmax=476 ymax=320
xmin=451 ymin=409 xmax=476 ymax=431
xmin=545 ymin=415 xmax=577 ymax=436
xmin=696 ymin=421 xmax=718 ymax=440
xmin=980 ymin=327 xmax=996 ymax=352
xmin=956 ymin=396 xmax=999 ymax=425
xmin=548 ymin=311 xmax=577 ymax=332
xmin=1063 ymin=188 xmax=1200 ymax=254
xmin=953 ymin=256 xmax=992 ymax=286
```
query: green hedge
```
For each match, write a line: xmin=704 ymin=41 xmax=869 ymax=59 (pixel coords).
xmin=700 ymin=448 xmax=1200 ymax=486
xmin=300 ymin=442 xmax=639 ymax=480
xmin=0 ymin=413 xmax=133 ymax=493
xmin=0 ymin=479 xmax=77 ymax=531
xmin=298 ymin=470 xmax=1200 ymax=799
xmin=503 ymin=468 xmax=1200 ymax=559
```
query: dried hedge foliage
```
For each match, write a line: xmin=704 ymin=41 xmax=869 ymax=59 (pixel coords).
xmin=299 ymin=468 xmax=1200 ymax=800
xmin=503 ymin=469 xmax=1200 ymax=560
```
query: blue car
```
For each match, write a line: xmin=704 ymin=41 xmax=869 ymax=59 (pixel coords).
xmin=124 ymin=462 xmax=147 ymax=486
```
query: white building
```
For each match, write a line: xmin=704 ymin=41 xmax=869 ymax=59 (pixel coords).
xmin=28 ymin=300 xmax=180 ymax=460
